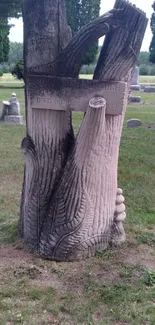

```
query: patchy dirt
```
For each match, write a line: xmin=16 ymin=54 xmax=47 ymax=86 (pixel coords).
xmin=145 ymin=122 xmax=155 ymax=130
xmin=0 ymin=243 xmax=155 ymax=325
xmin=0 ymin=242 xmax=155 ymax=289
xmin=124 ymin=244 xmax=155 ymax=270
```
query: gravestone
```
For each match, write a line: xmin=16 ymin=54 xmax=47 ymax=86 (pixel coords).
xmin=0 ymin=93 xmax=24 ymax=125
xmin=144 ymin=86 xmax=155 ymax=93
xmin=129 ymin=96 xmax=141 ymax=103
xmin=9 ymin=93 xmax=20 ymax=115
xmin=130 ymin=66 xmax=140 ymax=91
xmin=0 ymin=101 xmax=10 ymax=120
xmin=131 ymin=66 xmax=139 ymax=85
xmin=127 ymin=119 xmax=142 ymax=128
xmin=130 ymin=85 xmax=141 ymax=91
xmin=27 ymin=75 xmax=126 ymax=115
xmin=140 ymin=83 xmax=150 ymax=90
xmin=19 ymin=0 xmax=148 ymax=261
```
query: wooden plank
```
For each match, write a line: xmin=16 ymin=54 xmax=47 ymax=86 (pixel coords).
xmin=27 ymin=75 xmax=127 ymax=115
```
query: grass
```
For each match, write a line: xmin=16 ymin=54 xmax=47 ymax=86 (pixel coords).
xmin=2 ymin=73 xmax=155 ymax=83
xmin=1 ymin=75 xmax=155 ymax=324
xmin=0 ymin=73 xmax=23 ymax=83
xmin=80 ymin=74 xmax=155 ymax=83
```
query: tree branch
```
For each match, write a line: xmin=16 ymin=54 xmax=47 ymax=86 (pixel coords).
xmin=94 ymin=0 xmax=148 ymax=81
xmin=32 ymin=9 xmax=125 ymax=78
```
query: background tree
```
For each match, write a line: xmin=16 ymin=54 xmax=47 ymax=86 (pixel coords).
xmin=0 ymin=0 xmax=22 ymax=64
xmin=0 ymin=21 xmax=10 ymax=63
xmin=8 ymin=42 xmax=23 ymax=65
xmin=0 ymin=0 xmax=22 ymax=19
xmin=139 ymin=51 xmax=150 ymax=65
xmin=150 ymin=2 xmax=155 ymax=63
xmin=12 ymin=58 xmax=24 ymax=80
xmin=66 ymin=0 xmax=101 ymax=64
xmin=0 ymin=42 xmax=23 ymax=74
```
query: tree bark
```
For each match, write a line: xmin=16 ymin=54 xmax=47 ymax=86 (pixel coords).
xmin=20 ymin=0 xmax=148 ymax=260
xmin=39 ymin=96 xmax=126 ymax=260
xmin=19 ymin=0 xmax=74 ymax=249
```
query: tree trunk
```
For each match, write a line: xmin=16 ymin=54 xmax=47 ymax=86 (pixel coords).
xmin=19 ymin=0 xmax=74 ymax=249
xmin=20 ymin=0 xmax=148 ymax=260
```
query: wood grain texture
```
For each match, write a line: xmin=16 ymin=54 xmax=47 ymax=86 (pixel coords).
xmin=20 ymin=0 xmax=148 ymax=260
xmin=31 ymin=9 xmax=124 ymax=78
xmin=94 ymin=0 xmax=148 ymax=80
xmin=20 ymin=0 xmax=74 ymax=249
xmin=40 ymin=97 xmax=125 ymax=260
xmin=27 ymin=75 xmax=127 ymax=115
xmin=39 ymin=0 xmax=147 ymax=260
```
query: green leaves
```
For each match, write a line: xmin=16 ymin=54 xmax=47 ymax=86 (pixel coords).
xmin=65 ymin=0 xmax=101 ymax=65
xmin=0 ymin=24 xmax=10 ymax=64
xmin=0 ymin=1 xmax=22 ymax=19
xmin=0 ymin=1 xmax=22 ymax=64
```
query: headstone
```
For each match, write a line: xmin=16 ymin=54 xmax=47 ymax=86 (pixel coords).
xmin=0 ymin=101 xmax=10 ymax=120
xmin=127 ymin=119 xmax=142 ymax=128
xmin=0 ymin=93 xmax=24 ymax=125
xmin=9 ymin=93 xmax=21 ymax=116
xmin=129 ymin=96 xmax=141 ymax=103
xmin=130 ymin=66 xmax=139 ymax=85
xmin=140 ymin=83 xmax=150 ymax=90
xmin=27 ymin=75 xmax=127 ymax=115
xmin=144 ymin=86 xmax=155 ymax=93
xmin=130 ymin=85 xmax=140 ymax=91
xmin=4 ymin=115 xmax=24 ymax=125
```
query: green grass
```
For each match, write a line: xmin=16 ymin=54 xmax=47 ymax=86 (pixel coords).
xmin=1 ymin=263 xmax=155 ymax=325
xmin=80 ymin=74 xmax=155 ymax=83
xmin=3 ymin=72 xmax=155 ymax=84
xmin=0 ymin=73 xmax=23 ymax=83
xmin=1 ymin=80 xmax=155 ymax=324
xmin=139 ymin=75 xmax=155 ymax=83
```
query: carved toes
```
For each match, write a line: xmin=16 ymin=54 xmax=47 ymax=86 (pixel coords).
xmin=110 ymin=188 xmax=126 ymax=247
xmin=114 ymin=188 xmax=126 ymax=222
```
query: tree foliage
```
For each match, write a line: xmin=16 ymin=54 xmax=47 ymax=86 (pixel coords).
xmin=0 ymin=22 xmax=10 ymax=63
xmin=149 ymin=2 xmax=155 ymax=63
xmin=66 ymin=0 xmax=101 ymax=65
xmin=8 ymin=42 xmax=23 ymax=65
xmin=12 ymin=58 xmax=24 ymax=80
xmin=139 ymin=51 xmax=150 ymax=65
xmin=0 ymin=1 xmax=22 ymax=63
xmin=0 ymin=0 xmax=22 ymax=20
xmin=0 ymin=42 xmax=23 ymax=73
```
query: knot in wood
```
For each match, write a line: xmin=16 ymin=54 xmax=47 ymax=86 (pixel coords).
xmin=89 ymin=97 xmax=106 ymax=109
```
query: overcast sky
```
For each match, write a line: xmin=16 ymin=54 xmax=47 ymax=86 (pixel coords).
xmin=9 ymin=0 xmax=152 ymax=51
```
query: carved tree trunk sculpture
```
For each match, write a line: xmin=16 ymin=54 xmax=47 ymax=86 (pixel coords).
xmin=20 ymin=0 xmax=148 ymax=261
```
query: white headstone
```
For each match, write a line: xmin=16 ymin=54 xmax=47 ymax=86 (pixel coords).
xmin=131 ymin=66 xmax=139 ymax=85
xmin=9 ymin=93 xmax=21 ymax=116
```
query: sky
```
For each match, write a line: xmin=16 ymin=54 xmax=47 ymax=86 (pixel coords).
xmin=9 ymin=0 xmax=153 ymax=51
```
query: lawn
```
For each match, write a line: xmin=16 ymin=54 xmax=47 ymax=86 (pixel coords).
xmin=81 ymin=74 xmax=155 ymax=84
xmin=2 ymin=72 xmax=155 ymax=83
xmin=0 ymin=76 xmax=155 ymax=324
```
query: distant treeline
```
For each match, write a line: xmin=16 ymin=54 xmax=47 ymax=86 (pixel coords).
xmin=0 ymin=43 xmax=154 ymax=77
xmin=138 ymin=52 xmax=155 ymax=75
xmin=0 ymin=42 xmax=23 ymax=74
xmin=80 ymin=51 xmax=155 ymax=76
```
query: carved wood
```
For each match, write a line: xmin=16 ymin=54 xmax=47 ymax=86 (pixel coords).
xmin=27 ymin=75 xmax=127 ymax=115
xmin=19 ymin=0 xmax=74 ymax=247
xmin=20 ymin=0 xmax=148 ymax=260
